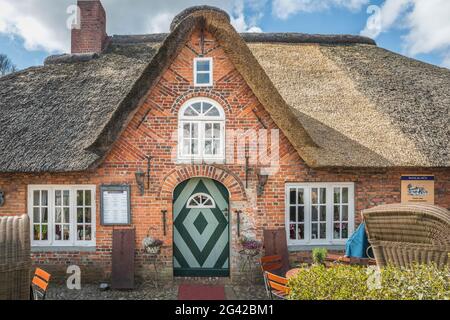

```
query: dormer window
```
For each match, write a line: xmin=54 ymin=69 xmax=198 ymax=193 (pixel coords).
xmin=194 ymin=57 xmax=213 ymax=86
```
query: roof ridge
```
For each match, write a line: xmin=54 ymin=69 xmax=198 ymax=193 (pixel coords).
xmin=111 ymin=32 xmax=376 ymax=46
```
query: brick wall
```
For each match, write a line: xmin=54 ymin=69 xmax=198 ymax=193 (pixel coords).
xmin=71 ymin=0 xmax=108 ymax=54
xmin=1 ymin=28 xmax=449 ymax=284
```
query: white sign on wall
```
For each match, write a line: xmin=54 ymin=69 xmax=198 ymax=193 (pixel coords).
xmin=100 ymin=185 xmax=131 ymax=225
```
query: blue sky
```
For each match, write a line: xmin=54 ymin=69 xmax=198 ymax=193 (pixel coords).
xmin=0 ymin=0 xmax=449 ymax=70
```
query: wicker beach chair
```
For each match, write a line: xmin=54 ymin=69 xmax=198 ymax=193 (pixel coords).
xmin=362 ymin=204 xmax=449 ymax=268
xmin=0 ymin=215 xmax=31 ymax=300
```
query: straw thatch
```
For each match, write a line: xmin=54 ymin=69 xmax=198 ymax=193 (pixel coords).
xmin=363 ymin=204 xmax=450 ymax=268
xmin=0 ymin=215 xmax=31 ymax=300
xmin=0 ymin=6 xmax=449 ymax=173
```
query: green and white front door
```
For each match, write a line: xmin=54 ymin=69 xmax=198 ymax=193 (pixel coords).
xmin=173 ymin=178 xmax=230 ymax=277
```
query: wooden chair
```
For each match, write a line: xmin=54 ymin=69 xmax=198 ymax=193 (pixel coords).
xmin=260 ymin=255 xmax=284 ymax=298
xmin=264 ymin=271 xmax=289 ymax=300
xmin=31 ymin=268 xmax=51 ymax=300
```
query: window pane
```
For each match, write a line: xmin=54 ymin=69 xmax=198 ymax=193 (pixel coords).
xmin=289 ymin=224 xmax=296 ymax=240
xmin=342 ymin=188 xmax=349 ymax=203
xmin=192 ymin=103 xmax=202 ymax=114
xmin=77 ymin=225 xmax=84 ymax=241
xmin=289 ymin=206 xmax=296 ymax=222
xmin=77 ymin=208 xmax=83 ymax=223
xmin=297 ymin=189 xmax=304 ymax=204
xmin=205 ymin=140 xmax=212 ymax=154
xmin=205 ymin=123 xmax=212 ymax=138
xmin=85 ymin=190 xmax=92 ymax=206
xmin=213 ymin=123 xmax=220 ymax=137
xmin=197 ymin=73 xmax=210 ymax=84
xmin=55 ymin=225 xmax=62 ymax=241
xmin=34 ymin=225 xmax=40 ymax=240
xmin=212 ymin=140 xmax=220 ymax=155
xmin=289 ymin=189 xmax=296 ymax=204
xmin=64 ymin=208 xmax=70 ymax=223
xmin=77 ymin=190 xmax=83 ymax=206
xmin=342 ymin=223 xmax=348 ymax=238
xmin=192 ymin=140 xmax=198 ymax=154
xmin=192 ymin=123 xmax=198 ymax=137
xmin=205 ymin=107 xmax=220 ymax=117
xmin=85 ymin=226 xmax=92 ymax=241
xmin=41 ymin=208 xmax=48 ymax=223
xmin=41 ymin=225 xmax=48 ymax=240
xmin=85 ymin=208 xmax=92 ymax=223
xmin=196 ymin=60 xmax=210 ymax=72
xmin=334 ymin=223 xmax=341 ymax=239
xmin=311 ymin=188 xmax=318 ymax=204
xmin=334 ymin=205 xmax=340 ymax=221
xmin=298 ymin=224 xmax=304 ymax=240
xmin=334 ymin=188 xmax=340 ymax=203
xmin=298 ymin=206 xmax=304 ymax=222
xmin=320 ymin=223 xmax=327 ymax=239
xmin=33 ymin=208 xmax=40 ymax=223
xmin=33 ymin=191 xmax=40 ymax=206
xmin=311 ymin=206 xmax=318 ymax=221
xmin=42 ymin=191 xmax=48 ymax=206
xmin=342 ymin=205 xmax=348 ymax=221
xmin=63 ymin=225 xmax=70 ymax=241
xmin=320 ymin=188 xmax=326 ymax=204
xmin=184 ymin=106 xmax=197 ymax=117
xmin=55 ymin=208 xmax=62 ymax=223
xmin=55 ymin=191 xmax=61 ymax=206
xmin=311 ymin=224 xmax=318 ymax=239
xmin=320 ymin=206 xmax=326 ymax=221
xmin=63 ymin=190 xmax=69 ymax=206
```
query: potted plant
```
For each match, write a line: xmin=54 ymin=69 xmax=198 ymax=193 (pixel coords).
xmin=142 ymin=236 xmax=164 ymax=254
xmin=312 ymin=248 xmax=328 ymax=266
xmin=240 ymin=237 xmax=262 ymax=256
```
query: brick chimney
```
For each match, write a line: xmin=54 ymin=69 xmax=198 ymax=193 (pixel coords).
xmin=71 ymin=0 xmax=108 ymax=54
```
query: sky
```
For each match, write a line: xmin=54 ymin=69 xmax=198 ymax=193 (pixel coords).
xmin=0 ymin=0 xmax=449 ymax=70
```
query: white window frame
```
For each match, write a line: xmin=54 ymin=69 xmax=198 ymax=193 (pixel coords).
xmin=285 ymin=182 xmax=355 ymax=246
xmin=178 ymin=97 xmax=226 ymax=163
xmin=28 ymin=185 xmax=96 ymax=247
xmin=186 ymin=193 xmax=216 ymax=209
xmin=194 ymin=57 xmax=213 ymax=87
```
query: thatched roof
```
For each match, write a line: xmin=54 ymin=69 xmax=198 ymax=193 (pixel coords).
xmin=0 ymin=7 xmax=448 ymax=173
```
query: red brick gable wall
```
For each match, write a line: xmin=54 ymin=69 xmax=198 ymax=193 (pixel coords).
xmin=0 ymin=29 xmax=449 ymax=282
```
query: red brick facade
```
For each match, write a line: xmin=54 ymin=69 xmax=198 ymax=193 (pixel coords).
xmin=0 ymin=29 xmax=449 ymax=283
xmin=71 ymin=0 xmax=108 ymax=54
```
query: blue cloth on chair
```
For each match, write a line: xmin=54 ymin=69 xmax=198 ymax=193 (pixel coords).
xmin=345 ymin=223 xmax=370 ymax=258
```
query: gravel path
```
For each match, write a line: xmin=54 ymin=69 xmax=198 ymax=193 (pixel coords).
xmin=47 ymin=282 xmax=268 ymax=300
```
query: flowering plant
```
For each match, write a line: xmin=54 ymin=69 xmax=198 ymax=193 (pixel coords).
xmin=240 ymin=237 xmax=262 ymax=251
xmin=143 ymin=237 xmax=163 ymax=248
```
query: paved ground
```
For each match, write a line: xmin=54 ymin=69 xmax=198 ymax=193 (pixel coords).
xmin=46 ymin=282 xmax=268 ymax=300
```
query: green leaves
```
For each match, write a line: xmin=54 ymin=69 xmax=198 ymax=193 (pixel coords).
xmin=288 ymin=264 xmax=450 ymax=300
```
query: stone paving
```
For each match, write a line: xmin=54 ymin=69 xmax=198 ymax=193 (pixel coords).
xmin=46 ymin=282 xmax=268 ymax=300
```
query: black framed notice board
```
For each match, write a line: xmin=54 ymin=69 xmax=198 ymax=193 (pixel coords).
xmin=100 ymin=185 xmax=131 ymax=226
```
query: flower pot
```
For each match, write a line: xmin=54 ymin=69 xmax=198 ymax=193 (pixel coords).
xmin=243 ymin=248 xmax=260 ymax=256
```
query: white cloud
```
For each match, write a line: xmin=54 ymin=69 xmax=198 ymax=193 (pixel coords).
xmin=0 ymin=0 xmax=264 ymax=53
xmin=361 ymin=0 xmax=450 ymax=67
xmin=272 ymin=0 xmax=369 ymax=19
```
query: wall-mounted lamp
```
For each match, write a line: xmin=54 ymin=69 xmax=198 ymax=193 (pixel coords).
xmin=135 ymin=169 xmax=146 ymax=196
xmin=135 ymin=155 xmax=153 ymax=196
xmin=257 ymin=169 xmax=269 ymax=196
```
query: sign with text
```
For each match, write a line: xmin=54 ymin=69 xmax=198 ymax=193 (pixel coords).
xmin=401 ymin=175 xmax=434 ymax=204
xmin=101 ymin=185 xmax=131 ymax=225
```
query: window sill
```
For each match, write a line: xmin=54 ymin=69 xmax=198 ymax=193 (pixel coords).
xmin=288 ymin=244 xmax=346 ymax=252
xmin=176 ymin=158 xmax=225 ymax=165
xmin=31 ymin=246 xmax=96 ymax=253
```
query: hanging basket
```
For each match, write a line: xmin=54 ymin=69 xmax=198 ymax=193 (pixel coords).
xmin=145 ymin=245 xmax=161 ymax=255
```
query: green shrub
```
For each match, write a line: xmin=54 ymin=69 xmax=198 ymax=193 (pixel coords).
xmin=311 ymin=248 xmax=328 ymax=265
xmin=288 ymin=264 xmax=449 ymax=300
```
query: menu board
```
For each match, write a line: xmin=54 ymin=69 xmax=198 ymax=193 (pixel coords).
xmin=101 ymin=185 xmax=131 ymax=225
xmin=401 ymin=175 xmax=435 ymax=204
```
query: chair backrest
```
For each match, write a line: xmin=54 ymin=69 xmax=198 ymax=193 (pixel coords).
xmin=32 ymin=268 xmax=51 ymax=300
xmin=260 ymin=255 xmax=283 ymax=273
xmin=265 ymin=271 xmax=290 ymax=295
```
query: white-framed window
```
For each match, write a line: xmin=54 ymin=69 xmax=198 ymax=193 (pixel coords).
xmin=178 ymin=98 xmax=225 ymax=162
xmin=28 ymin=185 xmax=96 ymax=247
xmin=285 ymin=183 xmax=355 ymax=246
xmin=187 ymin=193 xmax=216 ymax=209
xmin=194 ymin=57 xmax=213 ymax=86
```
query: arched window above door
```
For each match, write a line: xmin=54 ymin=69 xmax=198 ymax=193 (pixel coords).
xmin=186 ymin=193 xmax=216 ymax=208
xmin=178 ymin=98 xmax=225 ymax=162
